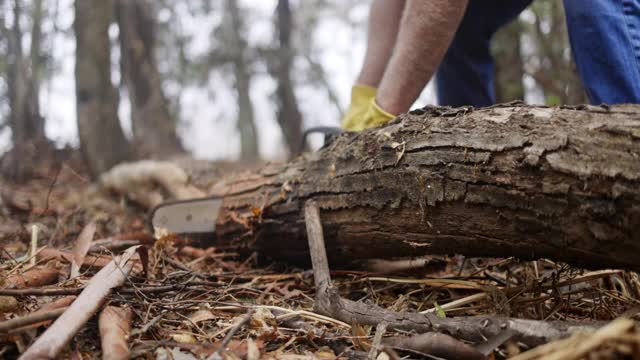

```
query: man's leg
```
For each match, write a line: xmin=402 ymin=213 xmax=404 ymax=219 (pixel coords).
xmin=436 ymin=0 xmax=533 ymax=107
xmin=564 ymin=0 xmax=640 ymax=104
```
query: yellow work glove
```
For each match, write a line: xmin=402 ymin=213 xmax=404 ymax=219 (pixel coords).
xmin=341 ymin=85 xmax=395 ymax=131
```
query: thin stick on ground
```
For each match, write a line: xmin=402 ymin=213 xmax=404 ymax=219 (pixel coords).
xmin=303 ymin=200 xmax=601 ymax=350
xmin=207 ymin=309 xmax=256 ymax=360
xmin=368 ymin=322 xmax=387 ymax=360
xmin=0 ymin=307 xmax=67 ymax=333
xmin=19 ymin=246 xmax=141 ymax=360
xmin=8 ymin=296 xmax=78 ymax=333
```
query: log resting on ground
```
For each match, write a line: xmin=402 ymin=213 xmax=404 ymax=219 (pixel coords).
xmin=211 ymin=104 xmax=640 ymax=270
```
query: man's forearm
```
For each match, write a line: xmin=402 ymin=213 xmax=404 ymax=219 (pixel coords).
xmin=356 ymin=0 xmax=406 ymax=87
xmin=377 ymin=0 xmax=468 ymax=114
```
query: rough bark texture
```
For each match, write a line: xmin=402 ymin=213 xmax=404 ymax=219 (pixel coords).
xmin=116 ymin=0 xmax=184 ymax=158
xmin=212 ymin=104 xmax=640 ymax=271
xmin=75 ymin=0 xmax=131 ymax=177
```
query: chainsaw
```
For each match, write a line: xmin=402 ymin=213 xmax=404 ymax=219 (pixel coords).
xmin=150 ymin=127 xmax=342 ymax=235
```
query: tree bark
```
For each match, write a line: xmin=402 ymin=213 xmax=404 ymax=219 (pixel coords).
xmin=211 ymin=104 xmax=640 ymax=271
xmin=115 ymin=0 xmax=184 ymax=158
xmin=2 ymin=0 xmax=48 ymax=181
xmin=75 ymin=0 xmax=131 ymax=177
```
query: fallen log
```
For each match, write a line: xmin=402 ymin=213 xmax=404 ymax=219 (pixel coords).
xmin=303 ymin=200 xmax=600 ymax=348
xmin=212 ymin=104 xmax=640 ymax=270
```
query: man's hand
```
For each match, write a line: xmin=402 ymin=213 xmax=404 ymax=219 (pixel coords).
xmin=341 ymin=85 xmax=395 ymax=131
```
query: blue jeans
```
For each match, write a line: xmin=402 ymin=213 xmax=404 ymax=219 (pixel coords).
xmin=436 ymin=0 xmax=640 ymax=106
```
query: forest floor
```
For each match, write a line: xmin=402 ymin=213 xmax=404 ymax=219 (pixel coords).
xmin=1 ymin=154 xmax=640 ymax=359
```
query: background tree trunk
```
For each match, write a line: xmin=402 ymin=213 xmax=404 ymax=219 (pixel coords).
xmin=115 ymin=0 xmax=184 ymax=158
xmin=2 ymin=0 xmax=48 ymax=181
xmin=225 ymin=0 xmax=259 ymax=162
xmin=493 ymin=20 xmax=525 ymax=103
xmin=270 ymin=0 xmax=304 ymax=157
xmin=211 ymin=105 xmax=640 ymax=271
xmin=75 ymin=0 xmax=130 ymax=177
xmin=524 ymin=0 xmax=587 ymax=105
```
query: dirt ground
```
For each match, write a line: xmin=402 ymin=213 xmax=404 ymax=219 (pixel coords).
xmin=1 ymin=155 xmax=639 ymax=359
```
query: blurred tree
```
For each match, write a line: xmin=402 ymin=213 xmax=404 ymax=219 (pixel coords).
xmin=296 ymin=0 xmax=351 ymax=118
xmin=224 ymin=0 xmax=259 ymax=161
xmin=493 ymin=20 xmax=525 ymax=103
xmin=116 ymin=0 xmax=185 ymax=158
xmin=75 ymin=0 xmax=131 ymax=177
xmin=270 ymin=0 xmax=303 ymax=157
xmin=0 ymin=0 xmax=49 ymax=181
xmin=523 ymin=0 xmax=586 ymax=105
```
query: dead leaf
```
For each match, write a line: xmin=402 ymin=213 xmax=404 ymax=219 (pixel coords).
xmin=247 ymin=338 xmax=260 ymax=360
xmin=70 ymin=221 xmax=97 ymax=279
xmin=351 ymin=324 xmax=371 ymax=351
xmin=6 ymin=267 xmax=59 ymax=289
xmin=172 ymin=333 xmax=197 ymax=344
xmin=99 ymin=306 xmax=132 ymax=360
xmin=316 ymin=347 xmax=336 ymax=359
xmin=155 ymin=347 xmax=198 ymax=360
xmin=250 ymin=307 xmax=276 ymax=331
xmin=188 ymin=309 xmax=216 ymax=324
xmin=0 ymin=296 xmax=18 ymax=313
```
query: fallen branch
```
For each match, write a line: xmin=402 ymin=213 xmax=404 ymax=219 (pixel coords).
xmin=99 ymin=306 xmax=132 ymax=360
xmin=303 ymin=200 xmax=601 ymax=350
xmin=368 ymin=322 xmax=387 ymax=360
xmin=5 ymin=267 xmax=59 ymax=289
xmin=40 ymin=248 xmax=143 ymax=272
xmin=207 ymin=309 xmax=256 ymax=360
xmin=20 ymin=246 xmax=141 ymax=360
xmin=383 ymin=333 xmax=485 ymax=360
xmin=1 ymin=296 xmax=77 ymax=334
xmin=40 ymin=248 xmax=113 ymax=268
xmin=0 ymin=280 xmax=222 ymax=297
xmin=0 ymin=287 xmax=83 ymax=297
xmin=0 ymin=307 xmax=67 ymax=334
xmin=89 ymin=232 xmax=156 ymax=254
xmin=511 ymin=318 xmax=636 ymax=360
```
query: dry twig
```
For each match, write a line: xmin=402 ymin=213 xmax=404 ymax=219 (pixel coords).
xmin=303 ymin=200 xmax=601 ymax=351
xmin=20 ymin=246 xmax=141 ymax=360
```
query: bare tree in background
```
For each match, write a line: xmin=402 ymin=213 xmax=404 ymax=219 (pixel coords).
xmin=270 ymin=0 xmax=303 ymax=156
xmin=493 ymin=20 xmax=526 ymax=103
xmin=224 ymin=0 xmax=259 ymax=161
xmin=75 ymin=0 xmax=130 ymax=177
xmin=523 ymin=0 xmax=586 ymax=104
xmin=116 ymin=0 xmax=184 ymax=158
xmin=1 ymin=0 xmax=49 ymax=181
